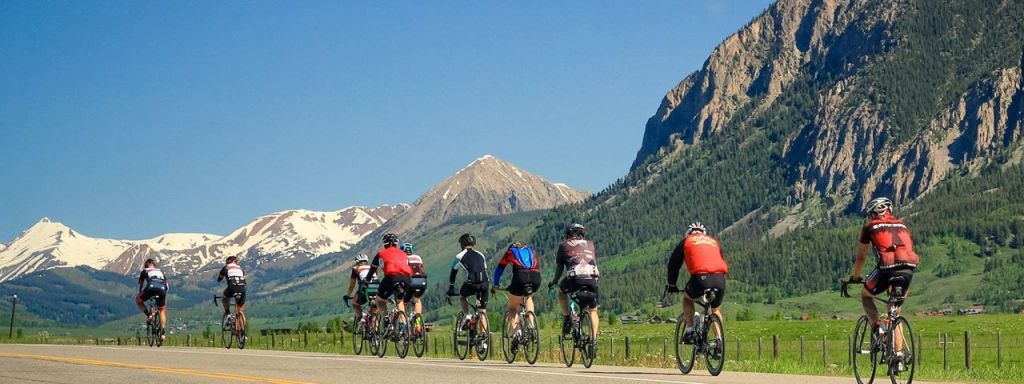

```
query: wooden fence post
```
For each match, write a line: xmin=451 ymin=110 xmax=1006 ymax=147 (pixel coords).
xmin=758 ymin=336 xmax=762 ymax=359
xmin=822 ymin=336 xmax=827 ymax=367
xmin=800 ymin=336 xmax=805 ymax=363
xmin=942 ymin=333 xmax=948 ymax=371
xmin=610 ymin=337 xmax=614 ymax=358
xmin=997 ymin=331 xmax=1003 ymax=369
xmin=662 ymin=338 xmax=668 ymax=362
xmin=772 ymin=335 xmax=779 ymax=360
xmin=625 ymin=336 xmax=631 ymax=360
xmin=736 ymin=337 xmax=740 ymax=360
xmin=272 ymin=332 xmax=276 ymax=349
xmin=964 ymin=331 xmax=971 ymax=370
xmin=303 ymin=331 xmax=308 ymax=349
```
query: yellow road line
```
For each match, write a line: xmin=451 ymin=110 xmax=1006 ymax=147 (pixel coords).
xmin=0 ymin=352 xmax=316 ymax=384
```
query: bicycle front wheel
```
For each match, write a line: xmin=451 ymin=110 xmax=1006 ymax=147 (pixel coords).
xmin=674 ymin=315 xmax=696 ymax=374
xmin=394 ymin=311 xmax=410 ymax=359
xmin=411 ymin=313 xmax=427 ymax=358
xmin=236 ymin=316 xmax=247 ymax=350
xmin=221 ymin=314 xmax=233 ymax=349
xmin=501 ymin=311 xmax=518 ymax=364
xmin=375 ymin=311 xmax=389 ymax=358
xmin=559 ymin=324 xmax=576 ymax=367
xmin=366 ymin=316 xmax=380 ymax=357
xmin=852 ymin=315 xmax=879 ymax=384
xmin=888 ymin=317 xmax=915 ymax=384
xmin=475 ymin=315 xmax=490 ymax=361
xmin=352 ymin=318 xmax=365 ymax=355
xmin=523 ymin=311 xmax=540 ymax=365
xmin=579 ymin=311 xmax=596 ymax=368
xmin=704 ymin=314 xmax=725 ymax=376
xmin=146 ymin=319 xmax=156 ymax=347
xmin=453 ymin=313 xmax=469 ymax=360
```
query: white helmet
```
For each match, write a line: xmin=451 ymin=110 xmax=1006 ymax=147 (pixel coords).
xmin=865 ymin=197 xmax=893 ymax=215
xmin=686 ymin=222 xmax=707 ymax=235
xmin=355 ymin=254 xmax=369 ymax=263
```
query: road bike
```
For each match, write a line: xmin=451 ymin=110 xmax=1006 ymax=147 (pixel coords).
xmin=842 ymin=277 xmax=916 ymax=384
xmin=495 ymin=286 xmax=540 ymax=364
xmin=666 ymin=287 xmax=724 ymax=376
xmin=448 ymin=292 xmax=491 ymax=361
xmin=214 ymin=293 xmax=246 ymax=349
xmin=370 ymin=281 xmax=412 ymax=358
xmin=408 ymin=307 xmax=427 ymax=358
xmin=551 ymin=286 xmax=597 ymax=368
xmin=144 ymin=294 xmax=164 ymax=347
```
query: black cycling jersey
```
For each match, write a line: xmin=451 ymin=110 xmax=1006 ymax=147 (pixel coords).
xmin=449 ymin=248 xmax=489 ymax=286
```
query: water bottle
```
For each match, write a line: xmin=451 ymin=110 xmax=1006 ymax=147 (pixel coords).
xmin=693 ymin=312 xmax=703 ymax=330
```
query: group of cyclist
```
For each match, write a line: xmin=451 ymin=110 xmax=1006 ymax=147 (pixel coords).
xmin=131 ymin=195 xmax=918 ymax=371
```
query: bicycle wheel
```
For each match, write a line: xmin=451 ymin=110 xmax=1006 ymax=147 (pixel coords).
xmin=888 ymin=317 xmax=915 ymax=384
xmin=674 ymin=314 xmax=696 ymax=374
xmin=558 ymin=320 xmax=576 ymax=367
xmin=375 ymin=311 xmax=388 ymax=358
xmin=579 ymin=311 xmax=596 ymax=368
xmin=154 ymin=315 xmax=164 ymax=348
xmin=704 ymin=314 xmax=725 ymax=376
xmin=367 ymin=316 xmax=381 ymax=357
xmin=501 ymin=311 xmax=518 ymax=363
xmin=852 ymin=315 xmax=879 ymax=384
xmin=236 ymin=315 xmax=247 ymax=349
xmin=453 ymin=313 xmax=469 ymax=360
xmin=394 ymin=311 xmax=411 ymax=359
xmin=221 ymin=314 xmax=233 ymax=349
xmin=523 ymin=311 xmax=540 ymax=365
xmin=411 ymin=313 xmax=427 ymax=358
xmin=475 ymin=315 xmax=490 ymax=361
xmin=352 ymin=317 xmax=365 ymax=355
xmin=146 ymin=318 xmax=155 ymax=347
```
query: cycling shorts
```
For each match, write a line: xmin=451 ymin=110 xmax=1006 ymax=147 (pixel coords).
xmin=140 ymin=287 xmax=167 ymax=308
xmin=460 ymin=282 xmax=489 ymax=308
xmin=223 ymin=285 xmax=247 ymax=306
xmin=377 ymin=275 xmax=411 ymax=301
xmin=559 ymin=278 xmax=599 ymax=308
xmin=684 ymin=274 xmax=726 ymax=308
xmin=508 ymin=270 xmax=541 ymax=296
xmin=865 ymin=267 xmax=914 ymax=297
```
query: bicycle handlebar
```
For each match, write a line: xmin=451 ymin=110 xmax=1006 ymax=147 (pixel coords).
xmin=840 ymin=278 xmax=865 ymax=298
xmin=343 ymin=295 xmax=352 ymax=308
xmin=213 ymin=294 xmax=223 ymax=305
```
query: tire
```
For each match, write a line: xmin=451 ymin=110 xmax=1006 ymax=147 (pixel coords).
xmin=475 ymin=315 xmax=490 ymax=361
xmin=236 ymin=316 xmax=247 ymax=350
xmin=888 ymin=317 xmax=915 ymax=384
xmin=559 ymin=319 xmax=576 ymax=367
xmin=674 ymin=314 xmax=696 ymax=374
xmin=453 ymin=313 xmax=469 ymax=360
xmin=152 ymin=311 xmax=164 ymax=348
xmin=852 ymin=315 xmax=879 ymax=384
xmin=704 ymin=314 xmax=725 ymax=376
xmin=394 ymin=311 xmax=411 ymax=359
xmin=523 ymin=311 xmax=540 ymax=365
xmin=352 ymin=317 xmax=365 ymax=355
xmin=411 ymin=313 xmax=427 ymax=358
xmin=501 ymin=310 xmax=518 ymax=364
xmin=146 ymin=318 xmax=156 ymax=347
xmin=375 ymin=311 xmax=388 ymax=358
xmin=221 ymin=314 xmax=233 ymax=349
xmin=580 ymin=311 xmax=596 ymax=368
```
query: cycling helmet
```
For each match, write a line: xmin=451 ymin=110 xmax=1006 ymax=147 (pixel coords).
xmin=143 ymin=258 xmax=156 ymax=268
xmin=458 ymin=233 xmax=476 ymax=248
xmin=865 ymin=197 xmax=893 ymax=216
xmin=225 ymin=256 xmax=238 ymax=264
xmin=400 ymin=242 xmax=414 ymax=254
xmin=686 ymin=222 xmax=707 ymax=235
xmin=564 ymin=223 xmax=586 ymax=239
xmin=382 ymin=233 xmax=399 ymax=246
xmin=508 ymin=241 xmax=524 ymax=249
xmin=355 ymin=254 xmax=369 ymax=263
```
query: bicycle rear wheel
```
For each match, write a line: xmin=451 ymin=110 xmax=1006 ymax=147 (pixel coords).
xmin=579 ymin=311 xmax=596 ymax=368
xmin=394 ymin=311 xmax=411 ymax=359
xmin=674 ymin=314 xmax=696 ymax=374
xmin=523 ymin=311 xmax=540 ymax=365
xmin=352 ymin=317 xmax=366 ymax=355
xmin=453 ymin=313 xmax=469 ymax=360
xmin=475 ymin=315 xmax=490 ymax=361
xmin=367 ymin=316 xmax=381 ymax=357
xmin=852 ymin=315 xmax=879 ymax=384
xmin=221 ymin=314 xmax=233 ymax=349
xmin=411 ymin=313 xmax=427 ymax=358
xmin=888 ymin=317 xmax=915 ymax=384
xmin=704 ymin=314 xmax=725 ymax=376
xmin=501 ymin=310 xmax=518 ymax=364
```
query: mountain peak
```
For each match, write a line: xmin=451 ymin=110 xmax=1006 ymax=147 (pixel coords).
xmin=39 ymin=217 xmax=51 ymax=224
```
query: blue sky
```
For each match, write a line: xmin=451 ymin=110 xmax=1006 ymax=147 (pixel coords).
xmin=0 ymin=1 xmax=773 ymax=241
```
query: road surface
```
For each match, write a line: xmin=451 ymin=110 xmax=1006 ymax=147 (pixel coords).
xmin=0 ymin=344 xmax=964 ymax=384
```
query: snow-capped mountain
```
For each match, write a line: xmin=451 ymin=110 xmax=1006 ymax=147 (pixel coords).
xmin=0 ymin=205 xmax=406 ymax=281
xmin=367 ymin=155 xmax=590 ymax=241
xmin=0 ymin=218 xmax=135 ymax=282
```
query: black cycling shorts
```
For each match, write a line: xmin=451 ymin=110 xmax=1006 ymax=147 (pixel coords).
xmin=140 ymin=287 xmax=167 ymax=308
xmin=377 ymin=275 xmax=411 ymax=301
xmin=508 ymin=270 xmax=541 ymax=296
xmin=223 ymin=285 xmax=246 ymax=306
xmin=460 ymin=282 xmax=489 ymax=307
xmin=404 ymin=276 xmax=427 ymax=302
xmin=684 ymin=274 xmax=726 ymax=308
xmin=559 ymin=278 xmax=599 ymax=308
xmin=865 ymin=267 xmax=914 ymax=297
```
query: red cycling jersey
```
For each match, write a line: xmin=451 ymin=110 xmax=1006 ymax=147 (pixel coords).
xmin=372 ymin=247 xmax=413 ymax=277
xmin=859 ymin=213 xmax=919 ymax=269
xmin=681 ymin=233 xmax=729 ymax=275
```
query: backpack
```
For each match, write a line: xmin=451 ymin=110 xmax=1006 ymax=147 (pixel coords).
xmin=510 ymin=246 xmax=538 ymax=270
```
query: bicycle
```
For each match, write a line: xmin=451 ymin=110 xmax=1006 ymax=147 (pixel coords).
xmin=448 ymin=292 xmax=491 ymax=361
xmin=370 ymin=281 xmax=411 ymax=359
xmin=665 ymin=287 xmax=725 ymax=376
xmin=343 ymin=280 xmax=379 ymax=356
xmin=214 ymin=294 xmax=246 ymax=349
xmin=144 ymin=294 xmax=164 ymax=348
xmin=495 ymin=286 xmax=540 ymax=365
xmin=408 ymin=307 xmax=427 ymax=358
xmin=842 ymin=277 xmax=916 ymax=384
xmin=550 ymin=286 xmax=597 ymax=368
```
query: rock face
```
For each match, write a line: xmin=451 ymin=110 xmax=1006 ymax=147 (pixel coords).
xmin=633 ymin=0 xmax=1024 ymax=211
xmin=368 ymin=155 xmax=590 ymax=241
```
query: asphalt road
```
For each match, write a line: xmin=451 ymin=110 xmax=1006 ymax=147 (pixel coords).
xmin=0 ymin=344 xmax=965 ymax=384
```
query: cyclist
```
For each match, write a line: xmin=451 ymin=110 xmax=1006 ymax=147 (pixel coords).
xmin=364 ymin=233 xmax=412 ymax=316
xmin=666 ymin=222 xmax=728 ymax=342
xmin=344 ymin=254 xmax=374 ymax=329
xmin=217 ymin=256 xmax=247 ymax=330
xmin=493 ymin=242 xmax=540 ymax=335
xmin=134 ymin=258 xmax=168 ymax=339
xmin=447 ymin=233 xmax=489 ymax=331
xmin=402 ymin=243 xmax=428 ymax=328
xmin=548 ymin=223 xmax=600 ymax=338
xmin=850 ymin=197 xmax=919 ymax=343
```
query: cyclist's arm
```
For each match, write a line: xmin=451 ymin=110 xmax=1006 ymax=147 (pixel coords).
xmin=366 ymin=254 xmax=382 ymax=281
xmin=345 ymin=269 xmax=357 ymax=296
xmin=137 ymin=271 xmax=145 ymax=294
xmin=667 ymin=240 xmax=685 ymax=287
xmin=853 ymin=242 xmax=870 ymax=277
xmin=493 ymin=251 xmax=510 ymax=287
xmin=448 ymin=257 xmax=460 ymax=286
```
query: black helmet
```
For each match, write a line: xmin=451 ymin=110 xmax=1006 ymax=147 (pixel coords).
xmin=225 ymin=256 xmax=238 ymax=264
xmin=143 ymin=258 xmax=156 ymax=268
xmin=564 ymin=223 xmax=586 ymax=239
xmin=458 ymin=233 xmax=476 ymax=248
xmin=382 ymin=233 xmax=399 ymax=246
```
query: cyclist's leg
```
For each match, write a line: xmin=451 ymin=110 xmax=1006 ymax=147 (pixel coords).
xmin=135 ymin=292 xmax=148 ymax=316
xmin=507 ymin=295 xmax=521 ymax=330
xmin=556 ymin=278 xmax=571 ymax=316
xmin=862 ymin=269 xmax=885 ymax=325
xmin=585 ymin=280 xmax=600 ymax=337
xmin=221 ymin=288 xmax=231 ymax=315
xmin=708 ymin=274 xmax=727 ymax=338
xmin=891 ymin=269 xmax=914 ymax=352
xmin=458 ymin=283 xmax=472 ymax=315
xmin=477 ymin=289 xmax=489 ymax=331
xmin=235 ymin=290 xmax=247 ymax=330
xmin=155 ymin=291 xmax=167 ymax=329
xmin=682 ymin=275 xmax=701 ymax=328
